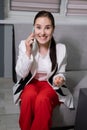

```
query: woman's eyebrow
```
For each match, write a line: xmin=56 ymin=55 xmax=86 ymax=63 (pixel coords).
xmin=35 ymin=24 xmax=52 ymax=27
xmin=46 ymin=25 xmax=52 ymax=27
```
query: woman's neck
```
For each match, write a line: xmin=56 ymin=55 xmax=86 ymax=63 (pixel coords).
xmin=38 ymin=42 xmax=50 ymax=56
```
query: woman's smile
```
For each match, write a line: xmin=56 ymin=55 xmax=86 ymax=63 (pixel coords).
xmin=38 ymin=35 xmax=48 ymax=41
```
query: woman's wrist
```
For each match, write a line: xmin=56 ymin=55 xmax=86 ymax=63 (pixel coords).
xmin=26 ymin=50 xmax=32 ymax=57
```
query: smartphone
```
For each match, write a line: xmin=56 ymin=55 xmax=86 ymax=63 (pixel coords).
xmin=32 ymin=27 xmax=36 ymax=51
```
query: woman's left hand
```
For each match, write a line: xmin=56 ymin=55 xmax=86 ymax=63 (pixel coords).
xmin=53 ymin=76 xmax=65 ymax=87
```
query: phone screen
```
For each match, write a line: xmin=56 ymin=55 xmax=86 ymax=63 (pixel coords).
xmin=32 ymin=27 xmax=35 ymax=33
xmin=32 ymin=27 xmax=36 ymax=51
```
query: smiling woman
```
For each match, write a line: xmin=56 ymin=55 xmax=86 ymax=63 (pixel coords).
xmin=14 ymin=10 xmax=74 ymax=130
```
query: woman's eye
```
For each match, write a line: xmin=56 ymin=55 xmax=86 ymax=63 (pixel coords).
xmin=36 ymin=26 xmax=41 ymax=29
xmin=46 ymin=27 xmax=50 ymax=29
xmin=46 ymin=26 xmax=51 ymax=30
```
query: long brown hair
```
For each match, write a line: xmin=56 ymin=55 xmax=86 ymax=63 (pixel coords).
xmin=33 ymin=10 xmax=57 ymax=71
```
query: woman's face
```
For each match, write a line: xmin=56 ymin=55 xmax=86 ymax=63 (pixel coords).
xmin=34 ymin=17 xmax=54 ymax=45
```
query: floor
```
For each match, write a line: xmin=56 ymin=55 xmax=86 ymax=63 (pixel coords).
xmin=0 ymin=78 xmax=20 ymax=130
xmin=0 ymin=78 xmax=74 ymax=130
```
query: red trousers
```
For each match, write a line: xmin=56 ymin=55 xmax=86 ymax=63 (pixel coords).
xmin=19 ymin=78 xmax=60 ymax=130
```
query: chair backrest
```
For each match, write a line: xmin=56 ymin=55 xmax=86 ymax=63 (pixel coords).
xmin=54 ymin=25 xmax=87 ymax=71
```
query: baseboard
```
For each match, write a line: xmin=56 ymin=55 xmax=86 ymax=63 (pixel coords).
xmin=51 ymin=125 xmax=74 ymax=130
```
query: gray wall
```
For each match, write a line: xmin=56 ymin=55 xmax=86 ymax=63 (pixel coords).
xmin=0 ymin=0 xmax=5 ymax=76
xmin=0 ymin=24 xmax=12 ymax=78
xmin=4 ymin=25 xmax=13 ymax=78
xmin=0 ymin=25 xmax=4 ymax=76
xmin=0 ymin=0 xmax=4 ymax=19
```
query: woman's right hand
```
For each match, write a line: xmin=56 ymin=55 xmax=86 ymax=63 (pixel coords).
xmin=25 ymin=33 xmax=35 ymax=57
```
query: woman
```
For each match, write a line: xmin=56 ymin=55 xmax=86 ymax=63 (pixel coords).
xmin=15 ymin=10 xmax=73 ymax=130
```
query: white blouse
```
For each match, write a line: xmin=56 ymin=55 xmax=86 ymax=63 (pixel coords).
xmin=34 ymin=50 xmax=52 ymax=81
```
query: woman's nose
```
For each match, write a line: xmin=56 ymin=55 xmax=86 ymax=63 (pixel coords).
xmin=41 ymin=29 xmax=45 ymax=35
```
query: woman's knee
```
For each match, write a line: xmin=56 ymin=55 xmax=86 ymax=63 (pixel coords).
xmin=20 ymin=85 xmax=37 ymax=101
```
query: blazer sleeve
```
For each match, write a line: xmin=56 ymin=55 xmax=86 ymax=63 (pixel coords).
xmin=15 ymin=40 xmax=34 ymax=78
xmin=53 ymin=43 xmax=67 ymax=86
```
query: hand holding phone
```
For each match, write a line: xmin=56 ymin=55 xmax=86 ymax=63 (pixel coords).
xmin=25 ymin=27 xmax=37 ymax=56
